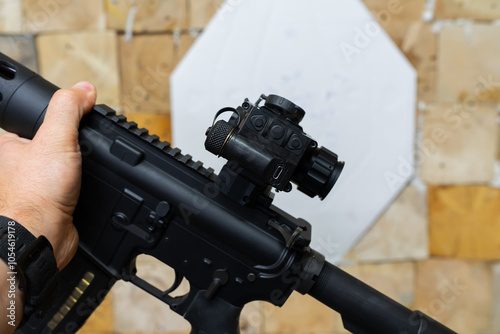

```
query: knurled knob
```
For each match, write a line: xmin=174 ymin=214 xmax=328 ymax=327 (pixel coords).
xmin=296 ymin=147 xmax=344 ymax=200
xmin=264 ymin=94 xmax=305 ymax=124
xmin=205 ymin=120 xmax=235 ymax=156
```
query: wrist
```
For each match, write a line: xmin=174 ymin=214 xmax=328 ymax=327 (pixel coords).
xmin=0 ymin=216 xmax=60 ymax=327
xmin=1 ymin=204 xmax=44 ymax=238
xmin=1 ymin=205 xmax=78 ymax=269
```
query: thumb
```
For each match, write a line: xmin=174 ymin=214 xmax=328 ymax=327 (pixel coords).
xmin=34 ymin=81 xmax=97 ymax=146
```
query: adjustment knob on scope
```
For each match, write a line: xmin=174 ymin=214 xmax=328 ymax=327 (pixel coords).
xmin=294 ymin=147 xmax=345 ymax=200
xmin=264 ymin=94 xmax=305 ymax=124
xmin=205 ymin=120 xmax=235 ymax=156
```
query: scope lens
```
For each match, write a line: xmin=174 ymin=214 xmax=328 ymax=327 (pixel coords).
xmin=293 ymin=147 xmax=344 ymax=200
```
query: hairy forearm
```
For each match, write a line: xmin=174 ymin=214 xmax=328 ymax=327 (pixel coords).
xmin=0 ymin=261 xmax=24 ymax=333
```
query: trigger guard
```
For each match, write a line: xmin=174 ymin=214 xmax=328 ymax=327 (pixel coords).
xmin=126 ymin=262 xmax=190 ymax=308
xmin=162 ymin=270 xmax=184 ymax=295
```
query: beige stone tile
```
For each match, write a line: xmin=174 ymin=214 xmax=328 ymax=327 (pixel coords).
xmin=263 ymin=291 xmax=335 ymax=333
xmin=498 ymin=121 xmax=500 ymax=160
xmin=497 ymin=119 xmax=500 ymax=160
xmin=420 ymin=104 xmax=498 ymax=184
xmin=241 ymin=301 xmax=264 ymax=334
xmin=428 ymin=186 xmax=500 ymax=260
xmin=493 ymin=262 xmax=500 ymax=333
xmin=175 ymin=32 xmax=198 ymax=68
xmin=106 ymin=0 xmax=188 ymax=32
xmin=118 ymin=34 xmax=174 ymax=114
xmin=347 ymin=186 xmax=428 ymax=263
xmin=437 ymin=24 xmax=500 ymax=103
xmin=414 ymin=259 xmax=493 ymax=334
xmin=0 ymin=35 xmax=38 ymax=72
xmin=361 ymin=0 xmax=426 ymax=47
xmin=125 ymin=113 xmax=172 ymax=143
xmin=402 ymin=22 xmax=437 ymax=103
xmin=0 ymin=0 xmax=22 ymax=33
xmin=79 ymin=292 xmax=114 ymax=333
xmin=37 ymin=31 xmax=121 ymax=109
xmin=22 ymin=0 xmax=105 ymax=33
xmin=435 ymin=0 xmax=500 ymax=20
xmin=362 ymin=0 xmax=426 ymax=21
xmin=332 ymin=313 xmax=350 ymax=334
xmin=188 ymin=0 xmax=221 ymax=29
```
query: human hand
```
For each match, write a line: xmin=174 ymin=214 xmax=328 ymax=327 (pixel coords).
xmin=0 ymin=82 xmax=96 ymax=269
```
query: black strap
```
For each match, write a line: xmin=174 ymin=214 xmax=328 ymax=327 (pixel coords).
xmin=0 ymin=216 xmax=59 ymax=324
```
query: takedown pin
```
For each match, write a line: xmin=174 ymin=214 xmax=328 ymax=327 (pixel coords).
xmin=205 ymin=269 xmax=229 ymax=300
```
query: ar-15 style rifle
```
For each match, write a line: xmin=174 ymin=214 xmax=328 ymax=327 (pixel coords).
xmin=0 ymin=52 xmax=456 ymax=334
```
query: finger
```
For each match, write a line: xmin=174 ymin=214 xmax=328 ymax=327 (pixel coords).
xmin=0 ymin=132 xmax=20 ymax=142
xmin=34 ymin=82 xmax=97 ymax=145
xmin=0 ymin=132 xmax=30 ymax=145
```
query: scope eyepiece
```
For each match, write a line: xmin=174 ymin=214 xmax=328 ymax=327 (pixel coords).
xmin=205 ymin=94 xmax=344 ymax=200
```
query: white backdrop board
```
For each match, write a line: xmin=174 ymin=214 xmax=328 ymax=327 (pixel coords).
xmin=171 ymin=0 xmax=416 ymax=263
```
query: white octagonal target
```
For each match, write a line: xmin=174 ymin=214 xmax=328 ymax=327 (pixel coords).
xmin=171 ymin=0 xmax=416 ymax=263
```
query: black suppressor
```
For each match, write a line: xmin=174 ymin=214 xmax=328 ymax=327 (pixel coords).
xmin=0 ymin=59 xmax=58 ymax=138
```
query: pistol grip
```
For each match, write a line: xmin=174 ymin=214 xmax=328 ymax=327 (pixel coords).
xmin=185 ymin=291 xmax=242 ymax=334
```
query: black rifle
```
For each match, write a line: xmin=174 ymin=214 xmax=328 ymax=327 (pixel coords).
xmin=0 ymin=52 xmax=456 ymax=334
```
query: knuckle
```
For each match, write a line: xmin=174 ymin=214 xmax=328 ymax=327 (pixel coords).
xmin=52 ymin=89 xmax=81 ymax=107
